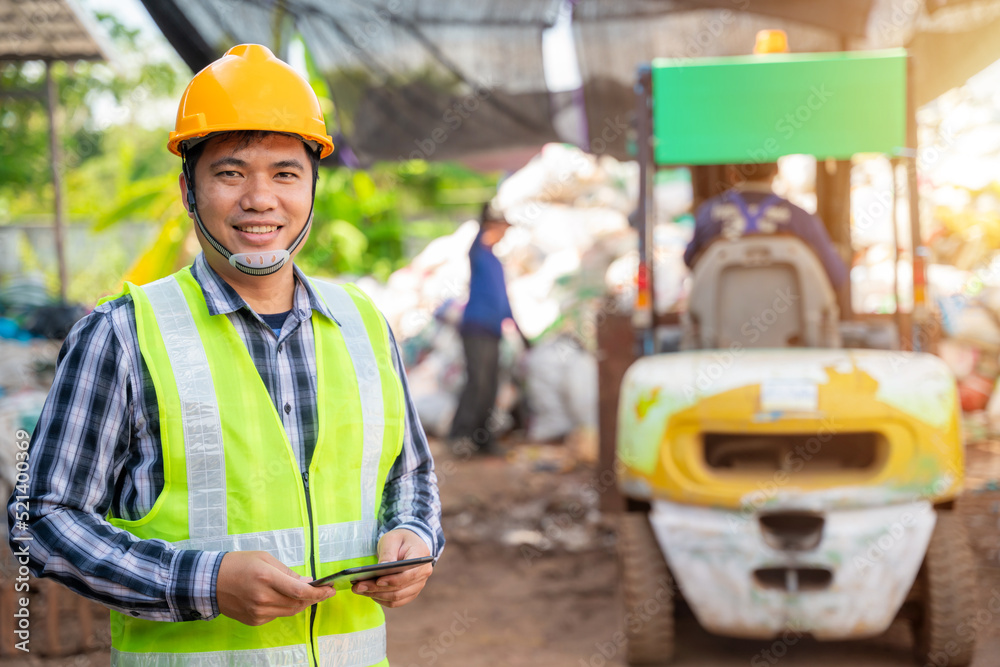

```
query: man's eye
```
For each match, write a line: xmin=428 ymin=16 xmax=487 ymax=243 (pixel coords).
xmin=276 ymin=172 xmax=298 ymax=179
xmin=217 ymin=170 xmax=241 ymax=178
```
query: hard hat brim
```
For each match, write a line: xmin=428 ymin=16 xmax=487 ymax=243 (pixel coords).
xmin=168 ymin=129 xmax=334 ymax=159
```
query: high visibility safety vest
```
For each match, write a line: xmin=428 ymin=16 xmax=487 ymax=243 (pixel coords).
xmin=106 ymin=267 xmax=404 ymax=667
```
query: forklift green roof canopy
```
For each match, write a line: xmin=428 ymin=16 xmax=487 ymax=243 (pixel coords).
xmin=651 ymin=49 xmax=907 ymax=166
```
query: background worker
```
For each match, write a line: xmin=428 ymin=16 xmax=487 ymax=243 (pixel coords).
xmin=7 ymin=44 xmax=442 ymax=666
xmin=449 ymin=201 xmax=521 ymax=456
xmin=684 ymin=162 xmax=849 ymax=289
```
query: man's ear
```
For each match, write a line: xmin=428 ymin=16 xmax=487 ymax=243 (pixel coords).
xmin=179 ymin=172 xmax=195 ymax=219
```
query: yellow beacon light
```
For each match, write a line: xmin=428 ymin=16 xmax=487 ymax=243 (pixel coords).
xmin=753 ymin=29 xmax=789 ymax=55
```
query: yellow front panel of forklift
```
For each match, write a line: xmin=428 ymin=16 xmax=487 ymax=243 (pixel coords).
xmin=616 ymin=348 xmax=963 ymax=510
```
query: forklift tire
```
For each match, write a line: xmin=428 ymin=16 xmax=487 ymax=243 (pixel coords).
xmin=911 ymin=510 xmax=977 ymax=667
xmin=618 ymin=511 xmax=675 ymax=665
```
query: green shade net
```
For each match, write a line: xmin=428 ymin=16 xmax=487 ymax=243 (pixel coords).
xmin=652 ymin=49 xmax=907 ymax=165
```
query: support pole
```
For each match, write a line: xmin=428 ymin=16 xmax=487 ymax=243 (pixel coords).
xmin=891 ymin=158 xmax=904 ymax=347
xmin=815 ymin=158 xmax=853 ymax=319
xmin=45 ymin=60 xmax=68 ymax=303
xmin=634 ymin=65 xmax=654 ymax=355
xmin=907 ymin=58 xmax=927 ymax=351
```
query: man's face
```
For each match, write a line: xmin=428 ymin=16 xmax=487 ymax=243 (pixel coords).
xmin=183 ymin=133 xmax=314 ymax=269
xmin=481 ymin=220 xmax=511 ymax=247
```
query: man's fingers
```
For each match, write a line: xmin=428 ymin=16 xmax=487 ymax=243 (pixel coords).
xmin=248 ymin=599 xmax=312 ymax=622
xmin=354 ymin=563 xmax=433 ymax=596
xmin=257 ymin=553 xmax=334 ymax=602
xmin=376 ymin=527 xmax=431 ymax=563
xmin=367 ymin=579 xmax=424 ymax=598
xmin=259 ymin=552 xmax=308 ymax=580
xmin=367 ymin=563 xmax=433 ymax=591
xmin=366 ymin=529 xmax=433 ymax=609
xmin=217 ymin=551 xmax=337 ymax=627
xmin=361 ymin=582 xmax=426 ymax=608
xmin=376 ymin=535 xmax=406 ymax=563
xmin=271 ymin=573 xmax=334 ymax=603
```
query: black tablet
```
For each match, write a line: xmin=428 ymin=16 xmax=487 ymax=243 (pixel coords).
xmin=309 ymin=556 xmax=434 ymax=590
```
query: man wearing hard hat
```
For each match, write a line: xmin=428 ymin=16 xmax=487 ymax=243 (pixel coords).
xmin=7 ymin=45 xmax=442 ymax=665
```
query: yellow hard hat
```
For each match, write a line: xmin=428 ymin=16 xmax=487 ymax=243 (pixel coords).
xmin=168 ymin=44 xmax=334 ymax=158
xmin=753 ymin=30 xmax=789 ymax=55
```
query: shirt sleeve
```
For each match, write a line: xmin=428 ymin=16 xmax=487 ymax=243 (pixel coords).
xmin=795 ymin=212 xmax=850 ymax=288
xmin=377 ymin=321 xmax=445 ymax=561
xmin=684 ymin=202 xmax=713 ymax=268
xmin=496 ymin=266 xmax=513 ymax=322
xmin=6 ymin=305 xmax=224 ymax=622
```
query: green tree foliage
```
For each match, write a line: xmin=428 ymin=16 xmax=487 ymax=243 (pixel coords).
xmin=298 ymin=160 xmax=497 ymax=282
xmin=0 ymin=11 xmax=188 ymax=302
xmin=0 ymin=13 xmax=182 ymax=218
xmin=1 ymin=11 xmax=498 ymax=304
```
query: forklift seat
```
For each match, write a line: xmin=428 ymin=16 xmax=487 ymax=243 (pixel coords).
xmin=682 ymin=236 xmax=841 ymax=350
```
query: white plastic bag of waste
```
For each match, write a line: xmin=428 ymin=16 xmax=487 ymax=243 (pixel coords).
xmin=523 ymin=337 xmax=598 ymax=441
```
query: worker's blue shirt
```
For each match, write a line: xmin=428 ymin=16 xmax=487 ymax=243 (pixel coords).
xmin=260 ymin=310 xmax=290 ymax=338
xmin=684 ymin=185 xmax=849 ymax=288
xmin=462 ymin=230 xmax=513 ymax=338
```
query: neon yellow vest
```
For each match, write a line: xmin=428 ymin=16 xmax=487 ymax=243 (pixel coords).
xmin=107 ymin=268 xmax=404 ymax=666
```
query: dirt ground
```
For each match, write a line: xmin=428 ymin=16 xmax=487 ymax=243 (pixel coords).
xmin=382 ymin=439 xmax=1000 ymax=667
xmin=3 ymin=437 xmax=1000 ymax=666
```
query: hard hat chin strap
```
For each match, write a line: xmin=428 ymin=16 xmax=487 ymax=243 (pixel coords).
xmin=181 ymin=151 xmax=315 ymax=277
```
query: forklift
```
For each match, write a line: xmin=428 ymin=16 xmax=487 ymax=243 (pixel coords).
xmin=612 ymin=34 xmax=976 ymax=666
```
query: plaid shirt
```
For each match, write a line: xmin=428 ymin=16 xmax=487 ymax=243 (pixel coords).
xmin=6 ymin=253 xmax=443 ymax=622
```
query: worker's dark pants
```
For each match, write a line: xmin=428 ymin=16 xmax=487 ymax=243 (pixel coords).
xmin=449 ymin=332 xmax=500 ymax=449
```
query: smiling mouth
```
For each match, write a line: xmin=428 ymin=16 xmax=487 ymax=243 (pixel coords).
xmin=234 ymin=224 xmax=280 ymax=234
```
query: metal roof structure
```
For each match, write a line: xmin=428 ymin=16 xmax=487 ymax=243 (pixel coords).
xmin=138 ymin=0 xmax=1000 ymax=165
xmin=0 ymin=0 xmax=112 ymax=61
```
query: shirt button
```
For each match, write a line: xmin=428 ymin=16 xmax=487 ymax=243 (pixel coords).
xmin=190 ymin=611 xmax=201 ymax=619
xmin=284 ymin=403 xmax=291 ymax=414
xmin=277 ymin=343 xmax=283 ymax=353
xmin=130 ymin=611 xmax=140 ymax=617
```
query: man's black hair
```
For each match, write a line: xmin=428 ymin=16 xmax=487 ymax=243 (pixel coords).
xmin=738 ymin=162 xmax=779 ymax=182
xmin=183 ymin=130 xmax=321 ymax=193
xmin=479 ymin=200 xmax=505 ymax=225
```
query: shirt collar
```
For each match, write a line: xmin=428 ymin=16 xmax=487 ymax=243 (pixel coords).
xmin=190 ymin=253 xmax=340 ymax=325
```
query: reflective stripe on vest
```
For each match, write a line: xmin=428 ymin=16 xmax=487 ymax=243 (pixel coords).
xmin=111 ymin=625 xmax=386 ymax=667
xmin=318 ymin=626 xmax=387 ymax=667
xmin=111 ymin=644 xmax=308 ymax=667
xmin=309 ymin=278 xmax=384 ymax=562
xmin=317 ymin=518 xmax=378 ymax=563
xmin=110 ymin=269 xmax=401 ymax=666
xmin=141 ymin=278 xmax=229 ymax=545
xmin=173 ymin=527 xmax=306 ymax=568
xmin=135 ymin=276 xmax=388 ymax=567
